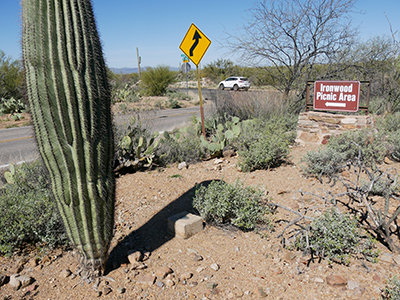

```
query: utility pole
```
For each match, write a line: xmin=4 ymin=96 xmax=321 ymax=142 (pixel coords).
xmin=136 ymin=47 xmax=141 ymax=78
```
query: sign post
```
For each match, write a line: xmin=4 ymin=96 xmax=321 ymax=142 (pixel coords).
xmin=180 ymin=23 xmax=211 ymax=138
xmin=313 ymin=81 xmax=360 ymax=112
xmin=181 ymin=62 xmax=191 ymax=95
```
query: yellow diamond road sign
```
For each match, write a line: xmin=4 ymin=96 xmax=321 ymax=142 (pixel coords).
xmin=180 ymin=23 xmax=211 ymax=66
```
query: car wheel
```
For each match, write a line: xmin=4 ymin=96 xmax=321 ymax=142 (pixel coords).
xmin=233 ymin=84 xmax=239 ymax=91
xmin=219 ymin=84 xmax=224 ymax=90
xmin=244 ymin=87 xmax=249 ymax=91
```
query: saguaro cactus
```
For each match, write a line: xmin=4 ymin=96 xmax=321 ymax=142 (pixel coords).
xmin=21 ymin=0 xmax=115 ymax=279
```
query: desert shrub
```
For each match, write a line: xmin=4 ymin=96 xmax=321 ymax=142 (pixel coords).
xmin=296 ymin=208 xmax=378 ymax=264
xmin=303 ymin=129 xmax=388 ymax=177
xmin=157 ymin=127 xmax=205 ymax=165
xmin=0 ymin=97 xmax=25 ymax=115
xmin=165 ymin=98 xmax=181 ymax=109
xmin=0 ymin=161 xmax=67 ymax=255
xmin=166 ymin=90 xmax=192 ymax=101
xmin=209 ymin=88 xmax=296 ymax=121
xmin=236 ymin=117 xmax=296 ymax=172
xmin=0 ymin=50 xmax=23 ymax=100
xmin=140 ymin=65 xmax=176 ymax=96
xmin=383 ymin=275 xmax=400 ymax=300
xmin=193 ymin=180 xmax=270 ymax=230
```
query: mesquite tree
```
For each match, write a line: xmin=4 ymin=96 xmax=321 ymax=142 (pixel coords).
xmin=21 ymin=0 xmax=115 ymax=279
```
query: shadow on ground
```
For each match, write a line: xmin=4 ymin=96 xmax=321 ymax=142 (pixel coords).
xmin=105 ymin=180 xmax=217 ymax=275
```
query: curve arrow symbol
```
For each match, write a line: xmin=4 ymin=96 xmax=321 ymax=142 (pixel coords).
xmin=190 ymin=30 xmax=201 ymax=56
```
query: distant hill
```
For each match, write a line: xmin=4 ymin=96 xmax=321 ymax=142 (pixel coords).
xmin=110 ymin=66 xmax=180 ymax=74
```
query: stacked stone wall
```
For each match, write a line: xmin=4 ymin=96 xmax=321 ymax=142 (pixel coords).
xmin=296 ymin=111 xmax=374 ymax=145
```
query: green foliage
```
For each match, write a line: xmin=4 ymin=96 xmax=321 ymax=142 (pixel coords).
xmin=112 ymin=84 xmax=138 ymax=104
xmin=0 ymin=97 xmax=25 ymax=115
xmin=0 ymin=50 xmax=23 ymax=100
xmin=199 ymin=116 xmax=241 ymax=157
xmin=303 ymin=129 xmax=388 ymax=177
xmin=193 ymin=180 xmax=270 ymax=230
xmin=4 ymin=163 xmax=16 ymax=184
xmin=140 ymin=65 xmax=176 ymax=96
xmin=0 ymin=161 xmax=67 ymax=255
xmin=296 ymin=208 xmax=378 ymax=264
xmin=165 ymin=98 xmax=181 ymax=109
xmin=383 ymin=275 xmax=400 ymax=300
xmin=236 ymin=117 xmax=295 ymax=172
xmin=115 ymin=118 xmax=160 ymax=171
xmin=157 ymin=127 xmax=206 ymax=165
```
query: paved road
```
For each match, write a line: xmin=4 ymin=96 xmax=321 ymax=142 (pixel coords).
xmin=0 ymin=104 xmax=210 ymax=170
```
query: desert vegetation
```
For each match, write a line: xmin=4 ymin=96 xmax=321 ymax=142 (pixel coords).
xmin=1 ymin=0 xmax=400 ymax=297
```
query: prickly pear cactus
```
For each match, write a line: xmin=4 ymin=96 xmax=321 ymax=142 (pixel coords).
xmin=21 ymin=0 xmax=115 ymax=279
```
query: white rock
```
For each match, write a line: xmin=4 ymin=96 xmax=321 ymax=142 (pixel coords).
xmin=210 ymin=263 xmax=220 ymax=271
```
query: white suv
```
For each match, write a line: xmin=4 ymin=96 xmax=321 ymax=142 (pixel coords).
xmin=218 ymin=77 xmax=250 ymax=91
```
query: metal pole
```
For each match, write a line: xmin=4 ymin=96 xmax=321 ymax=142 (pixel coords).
xmin=197 ymin=65 xmax=206 ymax=138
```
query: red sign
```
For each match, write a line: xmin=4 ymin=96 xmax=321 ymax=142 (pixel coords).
xmin=314 ymin=81 xmax=360 ymax=112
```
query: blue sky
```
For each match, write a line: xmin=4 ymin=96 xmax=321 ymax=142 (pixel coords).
xmin=1 ymin=0 xmax=400 ymax=69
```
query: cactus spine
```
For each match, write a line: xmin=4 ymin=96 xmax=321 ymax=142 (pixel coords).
xmin=22 ymin=0 xmax=115 ymax=278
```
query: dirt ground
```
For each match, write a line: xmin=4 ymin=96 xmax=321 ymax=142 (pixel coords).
xmin=1 ymin=93 xmax=400 ymax=299
xmin=1 ymin=142 xmax=400 ymax=300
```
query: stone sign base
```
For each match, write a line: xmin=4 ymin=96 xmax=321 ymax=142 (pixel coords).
xmin=296 ymin=111 xmax=374 ymax=145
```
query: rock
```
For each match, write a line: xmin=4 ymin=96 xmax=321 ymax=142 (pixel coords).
xmin=196 ymin=267 xmax=205 ymax=273
xmin=156 ymin=281 xmax=165 ymax=288
xmin=127 ymin=250 xmax=143 ymax=264
xmin=167 ymin=211 xmax=204 ymax=239
xmin=117 ymin=287 xmax=126 ymax=294
xmin=256 ymin=287 xmax=268 ymax=298
xmin=178 ymin=162 xmax=188 ymax=170
xmin=27 ymin=258 xmax=39 ymax=268
xmin=103 ymin=286 xmax=112 ymax=295
xmin=180 ymin=272 xmax=193 ymax=280
xmin=166 ymin=279 xmax=175 ymax=287
xmin=214 ymin=158 xmax=224 ymax=165
xmin=393 ymin=255 xmax=400 ymax=265
xmin=210 ymin=263 xmax=220 ymax=271
xmin=347 ymin=280 xmax=360 ymax=290
xmin=314 ymin=277 xmax=324 ymax=283
xmin=193 ymin=254 xmax=203 ymax=261
xmin=385 ymin=157 xmax=393 ymax=164
xmin=10 ymin=264 xmax=23 ymax=274
xmin=223 ymin=150 xmax=235 ymax=158
xmin=59 ymin=269 xmax=72 ymax=278
xmin=0 ymin=274 xmax=8 ymax=287
xmin=206 ymin=282 xmax=217 ymax=290
xmin=326 ymin=275 xmax=347 ymax=286
xmin=283 ymin=252 xmax=296 ymax=263
xmin=9 ymin=275 xmax=21 ymax=290
xmin=26 ymin=283 xmax=39 ymax=292
xmin=136 ymin=274 xmax=155 ymax=285
xmin=380 ymin=253 xmax=393 ymax=263
xmin=155 ymin=266 xmax=173 ymax=279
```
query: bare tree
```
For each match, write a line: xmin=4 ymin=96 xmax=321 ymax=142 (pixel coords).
xmin=227 ymin=0 xmax=358 ymax=102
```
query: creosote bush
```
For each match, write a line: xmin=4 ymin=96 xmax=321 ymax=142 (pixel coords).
xmin=296 ymin=208 xmax=378 ymax=264
xmin=0 ymin=162 xmax=67 ymax=255
xmin=236 ymin=117 xmax=296 ymax=172
xmin=193 ymin=180 xmax=270 ymax=230
xmin=303 ymin=129 xmax=388 ymax=177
